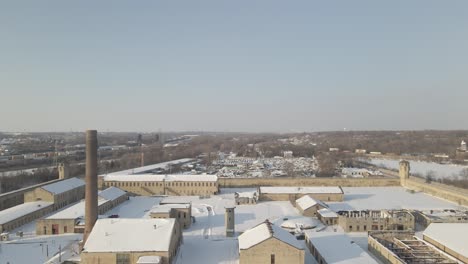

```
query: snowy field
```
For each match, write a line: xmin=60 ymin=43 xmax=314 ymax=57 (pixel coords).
xmin=366 ymin=158 xmax=468 ymax=179
xmin=1 ymin=187 xmax=464 ymax=263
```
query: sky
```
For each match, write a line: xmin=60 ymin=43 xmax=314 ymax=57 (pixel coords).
xmin=1 ymin=1 xmax=468 ymax=133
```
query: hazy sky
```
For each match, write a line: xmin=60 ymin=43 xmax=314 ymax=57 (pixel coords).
xmin=1 ymin=1 xmax=467 ymax=132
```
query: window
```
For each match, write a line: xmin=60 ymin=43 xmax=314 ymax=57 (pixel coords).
xmin=349 ymin=225 xmax=353 ymax=231
xmin=116 ymin=253 xmax=130 ymax=264
xmin=357 ymin=225 xmax=360 ymax=231
xmin=363 ymin=225 xmax=367 ymax=231
xmin=271 ymin=254 xmax=275 ymax=264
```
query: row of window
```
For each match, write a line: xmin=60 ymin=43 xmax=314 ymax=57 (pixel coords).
xmin=106 ymin=181 xmax=216 ymax=188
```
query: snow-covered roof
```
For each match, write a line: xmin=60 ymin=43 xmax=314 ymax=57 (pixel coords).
xmin=305 ymin=231 xmax=378 ymax=264
xmin=318 ymin=208 xmax=338 ymax=218
xmin=150 ymin=203 xmax=190 ymax=214
xmin=295 ymin=195 xmax=328 ymax=211
xmin=238 ymin=220 xmax=304 ymax=250
xmin=160 ymin=197 xmax=193 ymax=205
xmin=46 ymin=198 xmax=107 ymax=220
xmin=83 ymin=218 xmax=176 ymax=253
xmin=98 ymin=187 xmax=126 ymax=201
xmin=280 ymin=217 xmax=323 ymax=230
xmin=41 ymin=177 xmax=85 ymax=195
xmin=103 ymin=174 xmax=218 ymax=182
xmin=105 ymin=158 xmax=194 ymax=176
xmin=423 ymin=223 xmax=468 ymax=259
xmin=47 ymin=187 xmax=123 ymax=220
xmin=260 ymin=186 xmax=343 ymax=194
xmin=235 ymin=191 xmax=257 ymax=199
xmin=0 ymin=201 xmax=53 ymax=225
xmin=137 ymin=256 xmax=161 ymax=264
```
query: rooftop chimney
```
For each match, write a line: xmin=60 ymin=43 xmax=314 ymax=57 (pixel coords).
xmin=84 ymin=130 xmax=98 ymax=244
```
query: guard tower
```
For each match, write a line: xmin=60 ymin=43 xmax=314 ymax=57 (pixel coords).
xmin=225 ymin=206 xmax=235 ymax=237
xmin=58 ymin=163 xmax=70 ymax=179
xmin=399 ymin=160 xmax=410 ymax=186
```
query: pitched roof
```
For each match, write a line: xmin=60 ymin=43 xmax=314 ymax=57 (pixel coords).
xmin=238 ymin=220 xmax=304 ymax=250
xmin=318 ymin=208 xmax=338 ymax=218
xmin=98 ymin=186 xmax=126 ymax=201
xmin=0 ymin=201 xmax=53 ymax=225
xmin=41 ymin=177 xmax=85 ymax=195
xmin=295 ymin=195 xmax=328 ymax=211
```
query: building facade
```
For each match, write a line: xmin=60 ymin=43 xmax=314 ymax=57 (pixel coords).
xmin=337 ymin=210 xmax=415 ymax=232
xmin=24 ymin=177 xmax=85 ymax=210
xmin=81 ymin=218 xmax=182 ymax=264
xmin=258 ymin=186 xmax=344 ymax=203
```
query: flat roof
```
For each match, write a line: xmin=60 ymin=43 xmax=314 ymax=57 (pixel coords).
xmin=260 ymin=186 xmax=343 ymax=194
xmin=105 ymin=158 xmax=194 ymax=176
xmin=424 ymin=223 xmax=468 ymax=259
xmin=150 ymin=203 xmax=190 ymax=214
xmin=41 ymin=177 xmax=85 ymax=195
xmin=83 ymin=218 xmax=176 ymax=252
xmin=0 ymin=201 xmax=53 ymax=225
xmin=238 ymin=220 xmax=304 ymax=251
xmin=305 ymin=231 xmax=378 ymax=264
xmin=103 ymin=174 xmax=218 ymax=182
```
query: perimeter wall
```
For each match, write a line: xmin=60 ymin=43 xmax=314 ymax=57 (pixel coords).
xmin=218 ymin=177 xmax=400 ymax=188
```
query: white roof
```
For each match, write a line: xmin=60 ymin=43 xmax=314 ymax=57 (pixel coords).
xmin=235 ymin=191 xmax=257 ymax=199
xmin=151 ymin=203 xmax=190 ymax=214
xmin=238 ymin=220 xmax=304 ymax=250
xmin=280 ymin=217 xmax=323 ymax=229
xmin=318 ymin=208 xmax=338 ymax=218
xmin=0 ymin=201 xmax=53 ymax=225
xmin=106 ymin=158 xmax=194 ymax=176
xmin=47 ymin=187 xmax=122 ymax=220
xmin=295 ymin=195 xmax=327 ymax=211
xmin=41 ymin=177 xmax=85 ymax=195
xmin=423 ymin=223 xmax=468 ymax=258
xmin=160 ymin=197 xmax=193 ymax=205
xmin=137 ymin=256 xmax=161 ymax=264
xmin=98 ymin=187 xmax=126 ymax=201
xmin=260 ymin=186 xmax=343 ymax=194
xmin=305 ymin=231 xmax=378 ymax=264
xmin=83 ymin=218 xmax=176 ymax=252
xmin=103 ymin=174 xmax=217 ymax=182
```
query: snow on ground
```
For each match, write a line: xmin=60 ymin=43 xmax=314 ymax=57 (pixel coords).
xmin=328 ymin=187 xmax=464 ymax=211
xmin=0 ymin=233 xmax=82 ymax=264
xmin=366 ymin=158 xmax=468 ymax=179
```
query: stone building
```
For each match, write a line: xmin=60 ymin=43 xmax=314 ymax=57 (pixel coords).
xmin=150 ymin=203 xmax=192 ymax=229
xmin=238 ymin=220 xmax=305 ymax=264
xmin=81 ymin=218 xmax=182 ymax=264
xmin=305 ymin=231 xmax=378 ymax=264
xmin=413 ymin=209 xmax=468 ymax=228
xmin=258 ymin=186 xmax=344 ymax=202
xmin=295 ymin=195 xmax=328 ymax=217
xmin=102 ymin=174 xmax=218 ymax=196
xmin=317 ymin=208 xmax=338 ymax=225
xmin=24 ymin=177 xmax=85 ymax=210
xmin=0 ymin=201 xmax=54 ymax=233
xmin=0 ymin=179 xmax=62 ymax=211
xmin=368 ymin=231 xmax=458 ymax=264
xmin=235 ymin=191 xmax=258 ymax=205
xmin=337 ymin=210 xmax=414 ymax=232
xmin=36 ymin=187 xmax=126 ymax=235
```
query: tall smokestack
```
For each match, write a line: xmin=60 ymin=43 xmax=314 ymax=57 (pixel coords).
xmin=84 ymin=130 xmax=98 ymax=244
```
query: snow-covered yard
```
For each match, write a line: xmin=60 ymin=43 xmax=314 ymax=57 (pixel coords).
xmin=365 ymin=158 xmax=468 ymax=179
xmin=1 ymin=187 xmax=465 ymax=263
